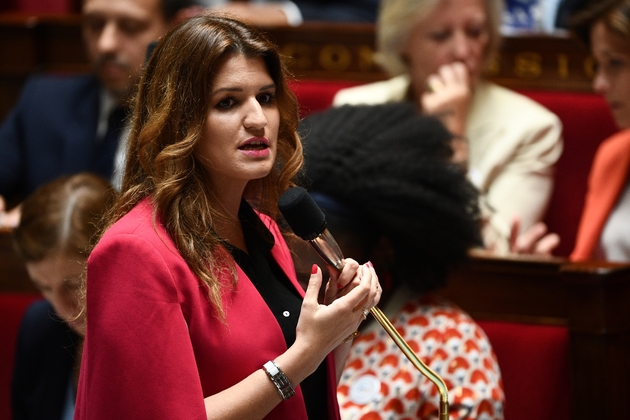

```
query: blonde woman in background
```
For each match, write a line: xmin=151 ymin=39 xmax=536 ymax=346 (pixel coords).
xmin=334 ymin=0 xmax=563 ymax=256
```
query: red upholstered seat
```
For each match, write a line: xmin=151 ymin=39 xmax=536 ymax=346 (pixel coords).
xmin=518 ymin=90 xmax=617 ymax=257
xmin=289 ymin=79 xmax=359 ymax=117
xmin=477 ymin=321 xmax=571 ymax=420
xmin=291 ymin=80 xmax=618 ymax=257
xmin=6 ymin=0 xmax=74 ymax=13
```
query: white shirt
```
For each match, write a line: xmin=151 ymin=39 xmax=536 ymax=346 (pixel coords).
xmin=98 ymin=90 xmax=129 ymax=190
xmin=596 ymin=179 xmax=630 ymax=262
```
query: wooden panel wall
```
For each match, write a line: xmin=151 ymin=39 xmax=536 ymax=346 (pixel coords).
xmin=0 ymin=13 xmax=596 ymax=120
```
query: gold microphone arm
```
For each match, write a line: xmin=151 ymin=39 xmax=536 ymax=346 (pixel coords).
xmin=310 ymin=233 xmax=449 ymax=420
xmin=369 ymin=306 xmax=449 ymax=420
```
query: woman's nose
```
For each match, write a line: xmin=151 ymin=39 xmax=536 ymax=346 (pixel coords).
xmin=592 ymin=71 xmax=609 ymax=94
xmin=243 ymin=99 xmax=268 ymax=130
xmin=451 ymin=31 xmax=472 ymax=61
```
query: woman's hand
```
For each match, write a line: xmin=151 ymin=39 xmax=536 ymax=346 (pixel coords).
xmin=509 ymin=217 xmax=560 ymax=256
xmin=294 ymin=260 xmax=381 ymax=363
xmin=0 ymin=196 xmax=21 ymax=229
xmin=421 ymin=62 xmax=472 ymax=166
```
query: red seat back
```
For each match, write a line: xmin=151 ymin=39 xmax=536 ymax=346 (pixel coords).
xmin=518 ymin=90 xmax=617 ymax=257
xmin=478 ymin=321 xmax=571 ymax=420
xmin=291 ymin=81 xmax=618 ymax=257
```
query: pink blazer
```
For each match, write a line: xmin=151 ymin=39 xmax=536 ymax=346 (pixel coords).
xmin=571 ymin=129 xmax=630 ymax=261
xmin=74 ymin=198 xmax=341 ymax=419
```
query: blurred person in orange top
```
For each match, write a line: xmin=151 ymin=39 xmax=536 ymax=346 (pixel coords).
xmin=570 ymin=0 xmax=630 ymax=262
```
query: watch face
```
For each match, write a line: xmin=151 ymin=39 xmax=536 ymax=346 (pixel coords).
xmin=265 ymin=361 xmax=279 ymax=376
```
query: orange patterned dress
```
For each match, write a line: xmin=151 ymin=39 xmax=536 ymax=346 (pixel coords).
xmin=338 ymin=294 xmax=504 ymax=420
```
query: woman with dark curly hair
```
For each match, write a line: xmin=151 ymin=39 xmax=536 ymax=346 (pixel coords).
xmin=74 ymin=14 xmax=380 ymax=420
xmin=297 ymin=103 xmax=505 ymax=419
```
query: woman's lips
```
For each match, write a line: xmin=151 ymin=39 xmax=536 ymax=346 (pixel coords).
xmin=238 ymin=138 xmax=270 ymax=157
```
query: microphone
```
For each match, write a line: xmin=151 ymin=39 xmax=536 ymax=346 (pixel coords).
xmin=278 ymin=187 xmax=450 ymax=420
xmin=277 ymin=186 xmax=344 ymax=272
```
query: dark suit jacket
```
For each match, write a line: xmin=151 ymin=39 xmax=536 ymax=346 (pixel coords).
xmin=296 ymin=0 xmax=379 ymax=22
xmin=11 ymin=299 xmax=80 ymax=420
xmin=0 ymin=73 xmax=118 ymax=202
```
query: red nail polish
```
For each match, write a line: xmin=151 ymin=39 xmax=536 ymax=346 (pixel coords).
xmin=367 ymin=261 xmax=373 ymax=268
xmin=311 ymin=264 xmax=318 ymax=274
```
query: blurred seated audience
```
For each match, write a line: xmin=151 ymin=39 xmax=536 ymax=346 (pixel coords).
xmin=11 ymin=173 xmax=115 ymax=420
xmin=500 ymin=0 xmax=589 ymax=34
xmin=555 ymin=0 xmax=590 ymax=29
xmin=570 ymin=0 xmax=630 ymax=262
xmin=0 ymin=0 xmax=201 ymax=229
xmin=333 ymin=0 xmax=563 ymax=256
xmin=200 ymin=0 xmax=379 ymax=26
xmin=295 ymin=102 xmax=504 ymax=419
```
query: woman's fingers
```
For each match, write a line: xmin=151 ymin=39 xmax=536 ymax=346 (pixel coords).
xmin=304 ymin=264 xmax=323 ymax=306
xmin=336 ymin=258 xmax=359 ymax=290
xmin=356 ymin=262 xmax=381 ymax=311
xmin=427 ymin=62 xmax=469 ymax=93
xmin=510 ymin=220 xmax=560 ymax=256
xmin=336 ymin=262 xmax=381 ymax=315
xmin=297 ymin=260 xmax=384 ymax=351
xmin=439 ymin=61 xmax=469 ymax=86
xmin=534 ymin=233 xmax=561 ymax=255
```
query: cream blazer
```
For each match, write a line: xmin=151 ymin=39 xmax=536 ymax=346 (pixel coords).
xmin=334 ymin=76 xmax=563 ymax=253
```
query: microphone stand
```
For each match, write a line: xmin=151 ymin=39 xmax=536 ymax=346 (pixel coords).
xmin=310 ymin=233 xmax=450 ymax=420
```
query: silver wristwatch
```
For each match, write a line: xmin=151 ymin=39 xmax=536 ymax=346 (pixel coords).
xmin=263 ymin=360 xmax=295 ymax=400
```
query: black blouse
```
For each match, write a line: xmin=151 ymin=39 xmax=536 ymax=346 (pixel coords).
xmin=225 ymin=201 xmax=329 ymax=420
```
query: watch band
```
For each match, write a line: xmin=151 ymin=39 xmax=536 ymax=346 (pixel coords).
xmin=263 ymin=360 xmax=295 ymax=400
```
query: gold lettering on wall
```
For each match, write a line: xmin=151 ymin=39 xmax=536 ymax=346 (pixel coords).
xmin=583 ymin=56 xmax=595 ymax=79
xmin=357 ymin=45 xmax=375 ymax=71
xmin=514 ymin=52 xmax=542 ymax=78
xmin=485 ymin=54 xmax=501 ymax=76
xmin=557 ymin=54 xmax=568 ymax=79
xmin=319 ymin=44 xmax=352 ymax=71
xmin=281 ymin=43 xmax=312 ymax=69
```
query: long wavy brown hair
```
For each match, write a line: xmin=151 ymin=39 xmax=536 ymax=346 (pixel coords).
xmin=101 ymin=13 xmax=303 ymax=320
xmin=570 ymin=0 xmax=630 ymax=46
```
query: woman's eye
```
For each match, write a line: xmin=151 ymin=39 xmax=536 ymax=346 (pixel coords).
xmin=599 ymin=57 xmax=626 ymax=73
xmin=429 ymin=30 xmax=450 ymax=42
xmin=257 ymin=92 xmax=276 ymax=105
xmin=216 ymin=98 xmax=236 ymax=109
xmin=609 ymin=58 xmax=625 ymax=69
xmin=466 ymin=26 xmax=485 ymax=39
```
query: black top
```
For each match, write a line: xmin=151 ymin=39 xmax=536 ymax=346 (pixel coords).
xmin=225 ymin=201 xmax=328 ymax=420
xmin=12 ymin=299 xmax=80 ymax=420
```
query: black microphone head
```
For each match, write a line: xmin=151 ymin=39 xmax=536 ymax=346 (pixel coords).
xmin=278 ymin=187 xmax=327 ymax=240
